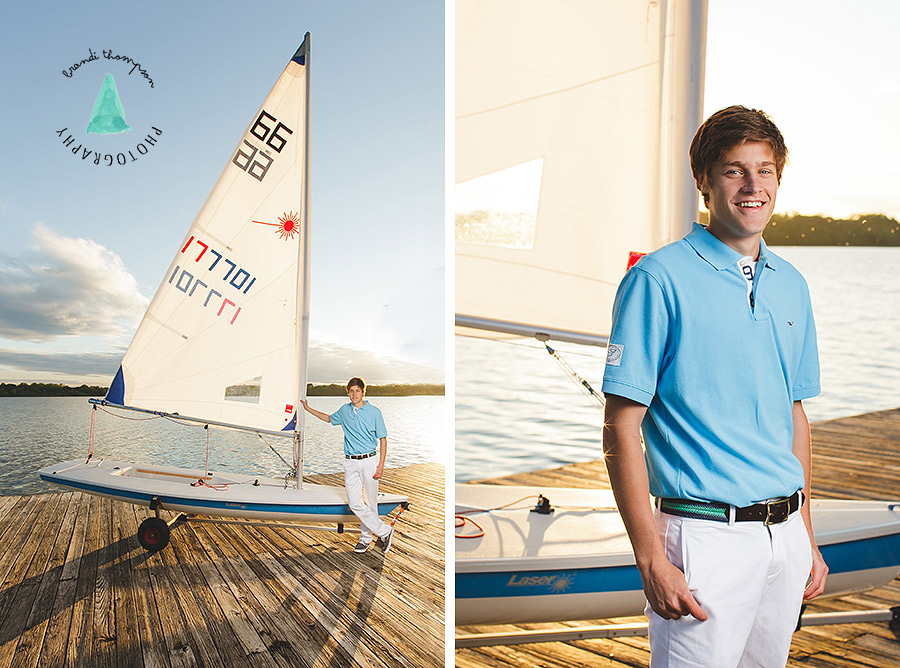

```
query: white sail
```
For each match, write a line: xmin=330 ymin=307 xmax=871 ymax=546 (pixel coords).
xmin=106 ymin=38 xmax=310 ymax=434
xmin=455 ymin=0 xmax=707 ymax=345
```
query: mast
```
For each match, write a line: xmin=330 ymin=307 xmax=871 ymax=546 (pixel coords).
xmin=294 ymin=32 xmax=312 ymax=489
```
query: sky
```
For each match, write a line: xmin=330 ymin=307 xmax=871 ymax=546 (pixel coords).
xmin=3 ymin=1 xmax=898 ymax=387
xmin=703 ymin=0 xmax=900 ymax=220
xmin=0 ymin=0 xmax=444 ymax=386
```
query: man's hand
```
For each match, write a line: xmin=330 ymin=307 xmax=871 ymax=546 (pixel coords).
xmin=641 ymin=557 xmax=708 ymax=621
xmin=373 ymin=464 xmax=384 ymax=480
xmin=803 ymin=545 xmax=828 ymax=601
xmin=300 ymin=400 xmax=331 ymax=423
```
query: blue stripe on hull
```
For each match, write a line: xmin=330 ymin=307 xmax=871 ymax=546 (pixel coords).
xmin=457 ymin=532 xmax=900 ymax=600
xmin=819 ymin=532 xmax=900 ymax=573
xmin=40 ymin=474 xmax=401 ymax=518
xmin=457 ymin=564 xmax=643 ymax=600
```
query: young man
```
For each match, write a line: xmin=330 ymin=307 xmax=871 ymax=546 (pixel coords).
xmin=601 ymin=106 xmax=828 ymax=666
xmin=301 ymin=377 xmax=394 ymax=554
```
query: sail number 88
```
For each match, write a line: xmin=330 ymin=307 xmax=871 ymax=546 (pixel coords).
xmin=232 ymin=110 xmax=293 ymax=182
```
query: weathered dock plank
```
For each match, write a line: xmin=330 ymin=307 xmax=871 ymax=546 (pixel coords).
xmin=457 ymin=407 xmax=900 ymax=668
xmin=0 ymin=462 xmax=444 ymax=667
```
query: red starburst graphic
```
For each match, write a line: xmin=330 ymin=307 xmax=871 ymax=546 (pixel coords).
xmin=252 ymin=211 xmax=301 ymax=240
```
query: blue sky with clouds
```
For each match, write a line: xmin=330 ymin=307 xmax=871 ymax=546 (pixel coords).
xmin=0 ymin=1 xmax=445 ymax=385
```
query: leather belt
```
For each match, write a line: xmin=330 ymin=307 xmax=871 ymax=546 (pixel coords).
xmin=657 ymin=491 xmax=801 ymax=525
xmin=345 ymin=452 xmax=377 ymax=460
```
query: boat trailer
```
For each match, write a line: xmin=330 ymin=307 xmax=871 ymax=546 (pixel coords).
xmin=137 ymin=496 xmax=410 ymax=552
xmin=455 ymin=606 xmax=900 ymax=648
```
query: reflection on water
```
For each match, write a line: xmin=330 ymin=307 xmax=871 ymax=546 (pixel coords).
xmin=457 ymin=246 xmax=900 ymax=482
xmin=0 ymin=395 xmax=445 ymax=496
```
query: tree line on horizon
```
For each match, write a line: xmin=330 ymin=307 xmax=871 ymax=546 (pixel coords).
xmin=699 ymin=211 xmax=900 ymax=246
xmin=0 ymin=382 xmax=445 ymax=398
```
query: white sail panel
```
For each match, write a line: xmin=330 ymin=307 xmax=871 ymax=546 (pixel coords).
xmin=456 ymin=0 xmax=707 ymax=345
xmin=108 ymin=44 xmax=309 ymax=432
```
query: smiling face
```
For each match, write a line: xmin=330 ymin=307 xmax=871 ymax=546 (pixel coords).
xmin=701 ymin=141 xmax=778 ymax=258
xmin=348 ymin=384 xmax=365 ymax=406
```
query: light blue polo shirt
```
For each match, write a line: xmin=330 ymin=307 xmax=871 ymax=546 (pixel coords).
xmin=601 ymin=223 xmax=820 ymax=507
xmin=330 ymin=401 xmax=387 ymax=456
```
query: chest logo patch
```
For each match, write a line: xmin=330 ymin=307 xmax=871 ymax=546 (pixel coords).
xmin=606 ymin=344 xmax=624 ymax=367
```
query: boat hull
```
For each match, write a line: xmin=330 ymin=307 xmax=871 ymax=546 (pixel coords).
xmin=456 ymin=485 xmax=900 ymax=626
xmin=40 ymin=459 xmax=407 ymax=524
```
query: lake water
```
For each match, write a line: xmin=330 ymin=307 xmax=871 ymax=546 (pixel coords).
xmin=456 ymin=246 xmax=900 ymax=482
xmin=0 ymin=395 xmax=446 ymax=496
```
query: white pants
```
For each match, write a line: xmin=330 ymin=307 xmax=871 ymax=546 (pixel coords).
xmin=344 ymin=456 xmax=389 ymax=544
xmin=649 ymin=509 xmax=812 ymax=668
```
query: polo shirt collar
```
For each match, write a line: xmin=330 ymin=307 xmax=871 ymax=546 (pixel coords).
xmin=685 ymin=222 xmax=780 ymax=272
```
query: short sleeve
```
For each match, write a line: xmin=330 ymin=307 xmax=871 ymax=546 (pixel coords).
xmin=330 ymin=405 xmax=345 ymax=425
xmin=601 ymin=265 xmax=670 ymax=406
xmin=791 ymin=283 xmax=821 ymax=401
xmin=373 ymin=407 xmax=387 ymax=439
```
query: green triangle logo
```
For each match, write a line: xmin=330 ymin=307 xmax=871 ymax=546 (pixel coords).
xmin=86 ymin=73 xmax=131 ymax=135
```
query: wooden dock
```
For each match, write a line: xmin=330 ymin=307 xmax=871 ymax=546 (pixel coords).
xmin=0 ymin=462 xmax=444 ymax=668
xmin=456 ymin=407 xmax=900 ymax=668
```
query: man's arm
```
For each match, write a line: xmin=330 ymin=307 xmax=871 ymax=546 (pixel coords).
xmin=792 ymin=399 xmax=828 ymax=600
xmin=300 ymin=399 xmax=331 ymax=424
xmin=603 ymin=394 xmax=708 ymax=621
xmin=373 ymin=437 xmax=387 ymax=480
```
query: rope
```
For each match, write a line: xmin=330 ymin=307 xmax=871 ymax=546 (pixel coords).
xmin=191 ymin=478 xmax=231 ymax=491
xmin=454 ymin=494 xmax=538 ymax=538
xmin=543 ymin=342 xmax=605 ymax=410
xmin=86 ymin=404 xmax=97 ymax=463
xmin=389 ymin=504 xmax=409 ymax=527
xmin=454 ymin=515 xmax=484 ymax=538
xmin=454 ymin=493 xmax=619 ymax=539
xmin=204 ymin=424 xmax=210 ymax=478
xmin=97 ymin=405 xmax=160 ymax=421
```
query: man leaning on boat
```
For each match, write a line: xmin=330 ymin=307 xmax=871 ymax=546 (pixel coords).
xmin=602 ymin=105 xmax=827 ymax=667
xmin=302 ymin=377 xmax=395 ymax=554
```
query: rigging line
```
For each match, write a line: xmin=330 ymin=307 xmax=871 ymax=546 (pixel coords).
xmin=456 ymin=60 xmax=659 ymax=121
xmin=97 ymin=406 xmax=162 ymax=421
xmin=544 ymin=342 xmax=605 ymax=411
xmin=86 ymin=404 xmax=96 ymax=463
xmin=455 ymin=333 xmax=609 ymax=361
xmin=261 ymin=433 xmax=292 ymax=470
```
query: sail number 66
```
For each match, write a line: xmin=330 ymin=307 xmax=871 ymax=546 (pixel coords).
xmin=232 ymin=110 xmax=293 ymax=182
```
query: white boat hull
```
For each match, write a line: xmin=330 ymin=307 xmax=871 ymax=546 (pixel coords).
xmin=456 ymin=485 xmax=900 ymax=626
xmin=40 ymin=459 xmax=408 ymax=524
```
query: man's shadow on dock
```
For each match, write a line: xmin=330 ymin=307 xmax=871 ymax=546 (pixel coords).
xmin=278 ymin=546 xmax=386 ymax=668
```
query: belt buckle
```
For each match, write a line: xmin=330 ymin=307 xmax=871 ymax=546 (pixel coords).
xmin=764 ymin=498 xmax=791 ymax=525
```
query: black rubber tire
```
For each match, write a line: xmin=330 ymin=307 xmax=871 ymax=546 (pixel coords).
xmin=138 ymin=516 xmax=170 ymax=552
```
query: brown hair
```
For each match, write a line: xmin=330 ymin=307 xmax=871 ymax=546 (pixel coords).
xmin=689 ymin=105 xmax=788 ymax=206
xmin=346 ymin=377 xmax=366 ymax=392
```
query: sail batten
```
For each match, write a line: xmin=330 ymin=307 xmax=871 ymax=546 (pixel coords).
xmin=106 ymin=39 xmax=311 ymax=435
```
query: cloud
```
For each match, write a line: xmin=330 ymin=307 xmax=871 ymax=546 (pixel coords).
xmin=0 ymin=224 xmax=148 ymax=341
xmin=0 ymin=340 xmax=441 ymax=385
xmin=0 ymin=348 xmax=121 ymax=378
xmin=307 ymin=339 xmax=443 ymax=384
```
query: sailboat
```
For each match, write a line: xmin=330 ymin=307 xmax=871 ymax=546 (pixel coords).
xmin=454 ymin=0 xmax=900 ymax=628
xmin=39 ymin=34 xmax=408 ymax=552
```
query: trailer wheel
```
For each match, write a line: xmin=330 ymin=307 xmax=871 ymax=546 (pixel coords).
xmin=138 ymin=517 xmax=170 ymax=552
